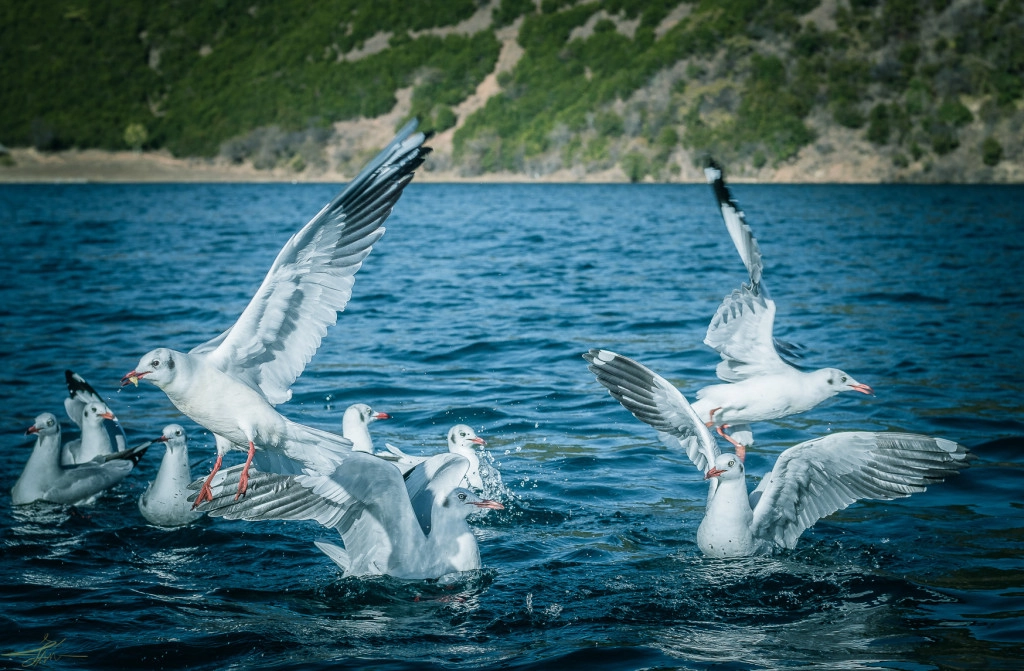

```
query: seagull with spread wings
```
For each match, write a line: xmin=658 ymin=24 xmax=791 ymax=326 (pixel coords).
xmin=585 ymin=349 xmax=970 ymax=557
xmin=122 ymin=121 xmax=431 ymax=506
xmin=693 ymin=161 xmax=873 ymax=458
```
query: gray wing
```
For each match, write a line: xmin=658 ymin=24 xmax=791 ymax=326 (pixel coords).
xmin=45 ymin=460 xmax=134 ymax=505
xmin=196 ymin=121 xmax=431 ymax=405
xmin=404 ymin=453 xmax=470 ymax=535
xmin=584 ymin=349 xmax=720 ymax=475
xmin=189 ymin=464 xmax=347 ymax=525
xmin=65 ymin=369 xmax=127 ymax=450
xmin=704 ymin=285 xmax=791 ymax=382
xmin=194 ymin=449 xmax=426 ymax=572
xmin=751 ymin=432 xmax=971 ymax=550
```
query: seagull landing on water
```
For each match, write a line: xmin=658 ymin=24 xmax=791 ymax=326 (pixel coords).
xmin=342 ymin=403 xmax=391 ymax=453
xmin=584 ymin=349 xmax=970 ymax=557
xmin=695 ymin=160 xmax=873 ymax=459
xmin=190 ymin=448 xmax=503 ymax=579
xmin=121 ymin=121 xmax=431 ymax=506
xmin=12 ymin=412 xmax=150 ymax=506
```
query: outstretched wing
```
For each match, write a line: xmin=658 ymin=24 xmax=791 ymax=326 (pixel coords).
xmin=703 ymin=159 xmax=804 ymax=379
xmin=704 ymin=285 xmax=792 ymax=382
xmin=196 ymin=121 xmax=432 ymax=404
xmin=192 ymin=449 xmax=428 ymax=575
xmin=751 ymin=432 xmax=971 ymax=549
xmin=704 ymin=159 xmax=764 ymax=290
xmin=584 ymin=349 xmax=720 ymax=475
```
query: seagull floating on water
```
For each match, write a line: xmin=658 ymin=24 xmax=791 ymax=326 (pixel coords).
xmin=12 ymin=412 xmax=150 ymax=506
xmin=342 ymin=403 xmax=391 ymax=453
xmin=585 ymin=348 xmax=970 ymax=557
xmin=138 ymin=424 xmax=203 ymax=527
xmin=62 ymin=369 xmax=126 ymax=465
xmin=191 ymin=448 xmax=503 ymax=579
xmin=383 ymin=424 xmax=490 ymax=490
xmin=121 ymin=121 xmax=431 ymax=506
xmin=694 ymin=161 xmax=873 ymax=458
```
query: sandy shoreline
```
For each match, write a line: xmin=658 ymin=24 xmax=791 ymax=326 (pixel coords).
xmin=3 ymin=144 xmax=1022 ymax=184
xmin=0 ymin=147 xmax=640 ymax=185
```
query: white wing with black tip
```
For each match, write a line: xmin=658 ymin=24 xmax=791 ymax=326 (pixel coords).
xmin=584 ymin=349 xmax=720 ymax=475
xmin=751 ymin=432 xmax=972 ymax=549
xmin=195 ymin=120 xmax=432 ymax=405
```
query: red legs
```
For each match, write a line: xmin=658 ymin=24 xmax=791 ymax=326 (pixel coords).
xmin=235 ymin=441 xmax=256 ymax=501
xmin=706 ymin=407 xmax=747 ymax=462
xmin=192 ymin=454 xmax=224 ymax=509
xmin=716 ymin=425 xmax=747 ymax=462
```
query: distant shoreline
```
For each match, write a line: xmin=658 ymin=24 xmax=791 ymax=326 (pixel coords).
xmin=2 ymin=146 xmax=1022 ymax=184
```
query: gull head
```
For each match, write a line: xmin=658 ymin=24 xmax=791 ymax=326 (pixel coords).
xmin=122 ymin=348 xmax=177 ymax=389
xmin=82 ymin=402 xmax=115 ymax=426
xmin=704 ymin=454 xmax=744 ymax=481
xmin=821 ymin=368 xmax=874 ymax=396
xmin=444 ymin=487 xmax=504 ymax=517
xmin=156 ymin=424 xmax=187 ymax=454
xmin=26 ymin=412 xmax=59 ymax=438
xmin=343 ymin=403 xmax=390 ymax=427
xmin=448 ymin=425 xmax=486 ymax=455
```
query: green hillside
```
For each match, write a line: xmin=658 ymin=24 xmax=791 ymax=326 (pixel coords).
xmin=2 ymin=0 xmax=1022 ymax=180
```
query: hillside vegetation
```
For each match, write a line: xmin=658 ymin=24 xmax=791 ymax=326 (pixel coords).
xmin=2 ymin=0 xmax=1022 ymax=181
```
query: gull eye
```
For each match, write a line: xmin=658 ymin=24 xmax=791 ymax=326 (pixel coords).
xmin=728 ymin=459 xmax=735 ymax=467
xmin=841 ymin=375 xmax=848 ymax=383
xmin=458 ymin=493 xmax=467 ymax=501
xmin=46 ymin=418 xmax=54 ymax=427
xmin=175 ymin=429 xmax=182 ymax=437
xmin=151 ymin=359 xmax=160 ymax=367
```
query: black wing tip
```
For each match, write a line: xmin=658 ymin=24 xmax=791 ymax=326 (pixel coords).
xmin=109 ymin=441 xmax=151 ymax=465
xmin=65 ymin=369 xmax=92 ymax=393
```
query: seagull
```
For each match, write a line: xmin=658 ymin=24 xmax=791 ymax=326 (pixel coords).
xmin=695 ymin=161 xmax=873 ymax=458
xmin=62 ymin=369 xmax=127 ymax=464
xmin=121 ymin=121 xmax=431 ymax=505
xmin=383 ymin=424 xmax=490 ymax=490
xmin=191 ymin=449 xmax=503 ymax=579
xmin=138 ymin=424 xmax=203 ymax=527
xmin=341 ymin=403 xmax=391 ymax=453
xmin=60 ymin=400 xmax=119 ymax=465
xmin=12 ymin=412 xmax=150 ymax=506
xmin=584 ymin=348 xmax=970 ymax=557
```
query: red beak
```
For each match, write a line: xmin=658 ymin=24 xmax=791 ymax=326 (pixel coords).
xmin=850 ymin=383 xmax=873 ymax=395
xmin=101 ymin=411 xmax=116 ymax=421
xmin=704 ymin=467 xmax=725 ymax=480
xmin=25 ymin=425 xmax=39 ymax=436
xmin=373 ymin=412 xmax=391 ymax=420
xmin=154 ymin=435 xmax=169 ymax=443
xmin=120 ymin=370 xmax=147 ymax=387
xmin=471 ymin=437 xmax=487 ymax=446
xmin=473 ymin=499 xmax=504 ymax=510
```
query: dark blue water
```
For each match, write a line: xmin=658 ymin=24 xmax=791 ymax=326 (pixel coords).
xmin=1 ymin=183 xmax=1022 ymax=670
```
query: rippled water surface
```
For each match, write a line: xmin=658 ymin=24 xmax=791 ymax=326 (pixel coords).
xmin=1 ymin=183 xmax=1022 ymax=670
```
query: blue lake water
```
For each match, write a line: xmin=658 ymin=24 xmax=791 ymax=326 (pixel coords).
xmin=0 ymin=182 xmax=1022 ymax=670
